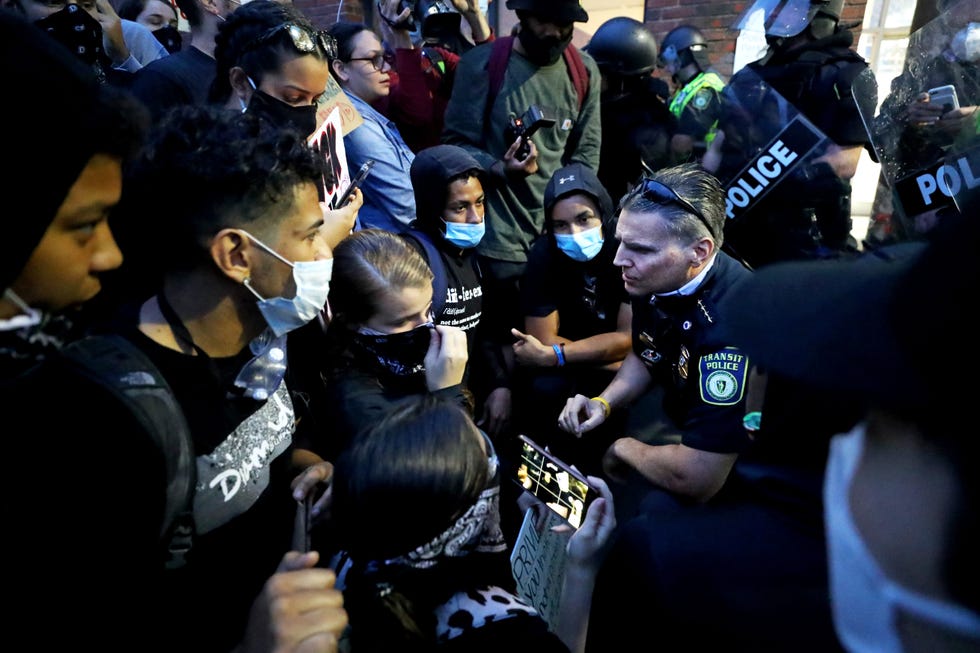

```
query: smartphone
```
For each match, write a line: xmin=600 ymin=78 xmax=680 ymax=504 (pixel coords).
xmin=292 ymin=494 xmax=312 ymax=553
xmin=334 ymin=159 xmax=374 ymax=208
xmin=927 ymin=85 xmax=960 ymax=112
xmin=514 ymin=435 xmax=598 ymax=529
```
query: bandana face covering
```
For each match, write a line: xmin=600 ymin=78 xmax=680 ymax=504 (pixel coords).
xmin=517 ymin=26 xmax=572 ymax=66
xmin=35 ymin=4 xmax=104 ymax=67
xmin=354 ymin=321 xmax=434 ymax=377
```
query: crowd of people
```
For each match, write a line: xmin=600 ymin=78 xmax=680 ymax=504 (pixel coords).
xmin=2 ymin=0 xmax=978 ymax=650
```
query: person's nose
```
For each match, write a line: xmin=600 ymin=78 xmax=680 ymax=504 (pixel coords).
xmin=613 ymin=243 xmax=628 ymax=268
xmin=92 ymin=223 xmax=124 ymax=273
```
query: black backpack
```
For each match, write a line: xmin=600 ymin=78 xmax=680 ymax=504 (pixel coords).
xmin=59 ymin=333 xmax=196 ymax=569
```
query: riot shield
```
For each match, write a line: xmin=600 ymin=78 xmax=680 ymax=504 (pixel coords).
xmin=855 ymin=5 xmax=979 ymax=240
xmin=703 ymin=66 xmax=869 ymax=267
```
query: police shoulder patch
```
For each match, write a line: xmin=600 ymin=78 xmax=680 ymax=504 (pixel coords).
xmin=693 ymin=88 xmax=712 ymax=109
xmin=698 ymin=347 xmax=749 ymax=406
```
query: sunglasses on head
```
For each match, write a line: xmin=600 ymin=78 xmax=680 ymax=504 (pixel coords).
xmin=632 ymin=178 xmax=716 ymax=239
xmin=242 ymin=23 xmax=337 ymax=59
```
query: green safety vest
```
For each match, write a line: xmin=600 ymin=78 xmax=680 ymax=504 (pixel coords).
xmin=669 ymin=71 xmax=725 ymax=144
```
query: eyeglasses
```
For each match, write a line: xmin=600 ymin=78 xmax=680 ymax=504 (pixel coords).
xmin=242 ymin=23 xmax=338 ymax=60
xmin=346 ymin=53 xmax=388 ymax=72
xmin=633 ymin=178 xmax=716 ymax=239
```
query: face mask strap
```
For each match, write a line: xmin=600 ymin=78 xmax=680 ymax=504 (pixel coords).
xmin=239 ymin=229 xmax=295 ymax=268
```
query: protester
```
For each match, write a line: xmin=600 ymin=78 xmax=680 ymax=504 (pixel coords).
xmin=442 ymin=0 xmax=601 ymax=366
xmin=316 ymin=228 xmax=471 ymax=463
xmin=511 ymin=162 xmax=631 ymax=478
xmin=2 ymin=17 xmax=347 ymax=651
xmin=328 ymin=393 xmax=616 ymax=653
xmin=405 ymin=144 xmax=512 ymax=439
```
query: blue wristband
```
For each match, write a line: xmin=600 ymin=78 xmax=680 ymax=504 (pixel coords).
xmin=552 ymin=343 xmax=566 ymax=367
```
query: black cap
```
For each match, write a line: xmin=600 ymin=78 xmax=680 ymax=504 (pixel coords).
xmin=410 ymin=145 xmax=485 ymax=229
xmin=543 ymin=162 xmax=614 ymax=221
xmin=506 ymin=0 xmax=588 ymax=24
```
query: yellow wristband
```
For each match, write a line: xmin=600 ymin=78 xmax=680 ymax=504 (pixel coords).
xmin=591 ymin=396 xmax=611 ymax=419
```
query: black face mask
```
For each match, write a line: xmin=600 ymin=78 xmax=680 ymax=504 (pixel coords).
xmin=352 ymin=322 xmax=434 ymax=378
xmin=517 ymin=27 xmax=572 ymax=66
xmin=246 ymin=90 xmax=318 ymax=139
xmin=153 ymin=25 xmax=182 ymax=55
xmin=35 ymin=4 xmax=104 ymax=67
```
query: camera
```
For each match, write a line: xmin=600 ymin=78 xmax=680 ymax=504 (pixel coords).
xmin=505 ymin=105 xmax=556 ymax=160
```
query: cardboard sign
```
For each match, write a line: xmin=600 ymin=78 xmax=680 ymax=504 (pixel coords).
xmin=316 ymin=74 xmax=362 ymax=137
xmin=308 ymin=106 xmax=350 ymax=208
xmin=509 ymin=508 xmax=569 ymax=632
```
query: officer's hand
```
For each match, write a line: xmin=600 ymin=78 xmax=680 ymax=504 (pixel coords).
xmin=558 ymin=394 xmax=606 ymax=436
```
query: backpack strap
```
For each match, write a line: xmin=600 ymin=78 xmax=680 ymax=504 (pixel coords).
xmin=403 ymin=230 xmax=449 ymax=318
xmin=59 ymin=333 xmax=197 ymax=569
xmin=562 ymin=44 xmax=588 ymax=110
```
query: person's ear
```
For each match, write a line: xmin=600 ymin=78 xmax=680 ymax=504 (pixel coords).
xmin=210 ymin=228 xmax=254 ymax=283
xmin=692 ymin=236 xmax=714 ymax=267
xmin=229 ymin=66 xmax=253 ymax=107
xmin=331 ymin=58 xmax=351 ymax=84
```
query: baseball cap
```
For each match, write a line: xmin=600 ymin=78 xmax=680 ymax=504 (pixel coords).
xmin=506 ymin=0 xmax=588 ymax=24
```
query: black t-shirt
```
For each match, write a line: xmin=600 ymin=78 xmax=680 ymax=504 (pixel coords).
xmin=520 ymin=233 xmax=626 ymax=341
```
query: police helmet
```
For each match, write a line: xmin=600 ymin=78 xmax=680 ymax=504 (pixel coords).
xmin=733 ymin=0 xmax=843 ymax=40
xmin=658 ymin=25 xmax=711 ymax=71
xmin=584 ymin=17 xmax=659 ymax=77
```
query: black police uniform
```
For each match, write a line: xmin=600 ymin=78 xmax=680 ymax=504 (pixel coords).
xmin=628 ymin=252 xmax=752 ymax=453
xmin=717 ymin=29 xmax=873 ymax=267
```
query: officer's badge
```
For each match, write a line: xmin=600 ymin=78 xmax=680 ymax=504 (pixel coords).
xmin=698 ymin=347 xmax=749 ymax=406
xmin=694 ymin=89 xmax=711 ymax=109
xmin=641 ymin=349 xmax=662 ymax=364
xmin=677 ymin=345 xmax=690 ymax=380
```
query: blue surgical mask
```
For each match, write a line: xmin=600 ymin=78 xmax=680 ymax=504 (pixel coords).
xmin=555 ymin=225 xmax=604 ymax=262
xmin=441 ymin=219 xmax=485 ymax=249
xmin=241 ymin=231 xmax=333 ymax=337
xmin=824 ymin=423 xmax=980 ymax=651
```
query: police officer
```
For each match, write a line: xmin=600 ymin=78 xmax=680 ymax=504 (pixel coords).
xmin=558 ymin=163 xmax=752 ymax=505
xmin=659 ymin=25 xmax=726 ymax=164
xmin=584 ymin=16 xmax=677 ymax=201
xmin=706 ymin=0 xmax=875 ymax=268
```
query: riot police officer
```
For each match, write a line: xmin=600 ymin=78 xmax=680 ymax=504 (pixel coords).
xmin=705 ymin=0 xmax=876 ymax=268
xmin=659 ymin=25 xmax=726 ymax=164
xmin=584 ymin=16 xmax=677 ymax=201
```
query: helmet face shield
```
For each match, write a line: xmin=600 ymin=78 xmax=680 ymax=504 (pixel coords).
xmin=733 ymin=0 xmax=814 ymax=38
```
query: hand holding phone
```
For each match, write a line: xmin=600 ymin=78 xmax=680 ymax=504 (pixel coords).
xmin=334 ymin=159 xmax=374 ymax=209
xmin=927 ymin=85 xmax=960 ymax=113
xmin=514 ymin=435 xmax=598 ymax=529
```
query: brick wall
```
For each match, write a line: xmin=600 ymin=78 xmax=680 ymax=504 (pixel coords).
xmin=294 ymin=0 xmax=869 ymax=79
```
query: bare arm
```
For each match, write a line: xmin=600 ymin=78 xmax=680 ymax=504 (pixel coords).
xmin=521 ymin=301 xmax=632 ymax=367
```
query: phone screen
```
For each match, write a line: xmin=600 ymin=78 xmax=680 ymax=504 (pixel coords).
xmin=514 ymin=435 xmax=597 ymax=529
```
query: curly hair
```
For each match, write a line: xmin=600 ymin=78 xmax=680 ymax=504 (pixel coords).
xmin=210 ymin=0 xmax=329 ymax=104
xmin=116 ymin=104 xmax=325 ymax=273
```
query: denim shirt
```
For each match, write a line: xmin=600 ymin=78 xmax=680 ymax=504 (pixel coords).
xmin=343 ymin=91 xmax=416 ymax=233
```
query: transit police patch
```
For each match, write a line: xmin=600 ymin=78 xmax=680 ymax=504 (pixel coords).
xmin=698 ymin=347 xmax=748 ymax=406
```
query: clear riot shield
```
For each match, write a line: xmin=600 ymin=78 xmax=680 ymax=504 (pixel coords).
xmin=856 ymin=6 xmax=979 ymax=240
xmin=704 ymin=66 xmax=868 ymax=267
